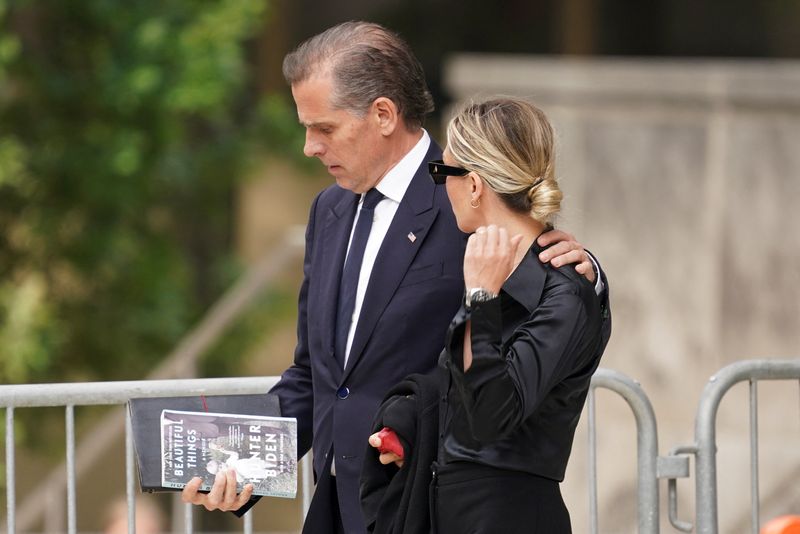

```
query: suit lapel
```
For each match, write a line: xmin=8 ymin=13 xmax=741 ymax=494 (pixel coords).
xmin=342 ymin=144 xmax=443 ymax=381
xmin=319 ymin=190 xmax=358 ymax=380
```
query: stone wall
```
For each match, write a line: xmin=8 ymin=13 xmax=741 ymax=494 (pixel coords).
xmin=443 ymin=55 xmax=800 ymax=533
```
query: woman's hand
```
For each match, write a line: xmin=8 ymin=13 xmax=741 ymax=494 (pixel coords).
xmin=368 ymin=430 xmax=405 ymax=468
xmin=464 ymin=225 xmax=524 ymax=294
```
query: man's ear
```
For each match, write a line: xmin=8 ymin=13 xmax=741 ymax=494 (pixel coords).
xmin=372 ymin=97 xmax=399 ymax=136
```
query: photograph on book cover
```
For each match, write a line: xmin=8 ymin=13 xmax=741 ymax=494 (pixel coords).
xmin=160 ymin=409 xmax=297 ymax=499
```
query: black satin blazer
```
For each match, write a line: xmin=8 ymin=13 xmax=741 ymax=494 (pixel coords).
xmin=437 ymin=240 xmax=611 ymax=482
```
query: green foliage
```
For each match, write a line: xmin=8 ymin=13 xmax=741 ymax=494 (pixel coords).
xmin=0 ymin=0 xmax=292 ymax=385
xmin=202 ymin=285 xmax=297 ymax=377
xmin=252 ymin=93 xmax=318 ymax=172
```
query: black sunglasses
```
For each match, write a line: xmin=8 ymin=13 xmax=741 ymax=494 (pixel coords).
xmin=428 ymin=160 xmax=470 ymax=185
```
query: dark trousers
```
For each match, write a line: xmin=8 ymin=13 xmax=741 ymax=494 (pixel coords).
xmin=303 ymin=454 xmax=346 ymax=534
xmin=432 ymin=462 xmax=571 ymax=534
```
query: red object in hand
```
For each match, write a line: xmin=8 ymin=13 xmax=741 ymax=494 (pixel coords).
xmin=376 ymin=427 xmax=404 ymax=458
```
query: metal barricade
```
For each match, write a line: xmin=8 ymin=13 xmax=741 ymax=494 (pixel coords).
xmin=587 ymin=368 xmax=661 ymax=534
xmin=663 ymin=359 xmax=800 ymax=534
xmin=3 ymin=359 xmax=798 ymax=534
xmin=0 ymin=377 xmax=313 ymax=534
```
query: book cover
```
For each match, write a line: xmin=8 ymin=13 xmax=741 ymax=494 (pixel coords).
xmin=160 ymin=409 xmax=297 ymax=498
xmin=128 ymin=393 xmax=282 ymax=494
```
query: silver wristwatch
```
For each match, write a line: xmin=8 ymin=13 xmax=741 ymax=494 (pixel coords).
xmin=465 ymin=287 xmax=497 ymax=310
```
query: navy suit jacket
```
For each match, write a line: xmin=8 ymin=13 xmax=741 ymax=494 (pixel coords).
xmin=270 ymin=141 xmax=466 ymax=532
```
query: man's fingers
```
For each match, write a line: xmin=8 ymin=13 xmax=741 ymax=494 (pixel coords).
xmin=575 ymin=260 xmax=596 ymax=283
xmin=222 ymin=469 xmax=239 ymax=508
xmin=539 ymin=239 xmax=582 ymax=264
xmin=235 ymin=484 xmax=254 ymax=509
xmin=537 ymin=228 xmax=575 ymax=247
xmin=549 ymin=248 xmax=586 ymax=268
xmin=181 ymin=477 xmax=203 ymax=504
xmin=204 ymin=471 xmax=226 ymax=510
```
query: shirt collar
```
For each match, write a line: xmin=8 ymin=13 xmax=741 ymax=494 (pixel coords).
xmin=501 ymin=239 xmax=548 ymax=314
xmin=374 ymin=129 xmax=431 ymax=204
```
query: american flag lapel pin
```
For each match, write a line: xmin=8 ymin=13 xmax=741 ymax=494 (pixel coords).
xmin=407 ymin=232 xmax=417 ymax=243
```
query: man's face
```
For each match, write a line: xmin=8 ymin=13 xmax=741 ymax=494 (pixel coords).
xmin=291 ymin=74 xmax=387 ymax=194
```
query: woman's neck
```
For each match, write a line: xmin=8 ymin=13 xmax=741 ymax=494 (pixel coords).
xmin=477 ymin=194 xmax=546 ymax=269
xmin=501 ymin=213 xmax=545 ymax=269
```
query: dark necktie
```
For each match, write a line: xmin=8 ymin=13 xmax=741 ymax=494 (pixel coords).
xmin=335 ymin=188 xmax=384 ymax=368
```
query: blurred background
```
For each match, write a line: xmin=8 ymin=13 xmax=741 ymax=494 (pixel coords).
xmin=1 ymin=0 xmax=799 ymax=533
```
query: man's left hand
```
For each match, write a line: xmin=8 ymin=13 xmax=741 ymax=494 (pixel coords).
xmin=537 ymin=229 xmax=596 ymax=283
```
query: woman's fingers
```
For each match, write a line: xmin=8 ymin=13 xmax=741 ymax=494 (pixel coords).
xmin=464 ymin=225 xmax=520 ymax=293
xmin=368 ymin=432 xmax=382 ymax=449
xmin=378 ymin=452 xmax=405 ymax=468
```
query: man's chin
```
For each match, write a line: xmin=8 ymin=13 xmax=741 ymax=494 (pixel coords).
xmin=333 ymin=176 xmax=357 ymax=192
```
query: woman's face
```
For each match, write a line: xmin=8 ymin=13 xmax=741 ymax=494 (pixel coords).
xmin=443 ymin=148 xmax=480 ymax=233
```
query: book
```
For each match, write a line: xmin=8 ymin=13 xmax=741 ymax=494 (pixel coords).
xmin=160 ymin=409 xmax=297 ymax=498
xmin=128 ymin=393 xmax=289 ymax=495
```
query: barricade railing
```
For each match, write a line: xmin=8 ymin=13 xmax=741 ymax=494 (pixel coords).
xmin=0 ymin=377 xmax=313 ymax=534
xmin=587 ymin=368 xmax=661 ymax=534
xmin=662 ymin=359 xmax=800 ymax=534
xmin=3 ymin=370 xmax=658 ymax=534
xmin=2 ymin=360 xmax=797 ymax=534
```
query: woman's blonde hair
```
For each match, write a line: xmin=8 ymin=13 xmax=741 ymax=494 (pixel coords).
xmin=446 ymin=97 xmax=562 ymax=224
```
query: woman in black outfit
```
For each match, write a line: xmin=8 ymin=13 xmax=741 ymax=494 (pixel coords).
xmin=365 ymin=97 xmax=611 ymax=534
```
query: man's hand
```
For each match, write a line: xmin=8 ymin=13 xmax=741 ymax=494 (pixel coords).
xmin=181 ymin=470 xmax=253 ymax=512
xmin=368 ymin=431 xmax=404 ymax=468
xmin=537 ymin=229 xmax=596 ymax=283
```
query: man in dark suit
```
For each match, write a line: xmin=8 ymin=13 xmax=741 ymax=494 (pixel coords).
xmin=182 ymin=21 xmax=600 ymax=533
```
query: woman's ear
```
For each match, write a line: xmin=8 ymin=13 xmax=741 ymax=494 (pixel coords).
xmin=470 ymin=172 xmax=484 ymax=199
xmin=373 ymin=97 xmax=399 ymax=136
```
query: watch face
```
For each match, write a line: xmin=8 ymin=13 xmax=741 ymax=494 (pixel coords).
xmin=473 ymin=290 xmax=491 ymax=302
xmin=467 ymin=288 xmax=496 ymax=307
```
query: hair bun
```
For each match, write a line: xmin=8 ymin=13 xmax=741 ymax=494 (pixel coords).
xmin=446 ymin=97 xmax=562 ymax=224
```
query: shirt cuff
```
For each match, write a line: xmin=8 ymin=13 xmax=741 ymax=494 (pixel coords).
xmin=587 ymin=251 xmax=604 ymax=296
xmin=460 ymin=297 xmax=505 ymax=389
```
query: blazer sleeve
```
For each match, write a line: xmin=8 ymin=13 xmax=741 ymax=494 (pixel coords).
xmin=267 ymin=191 xmax=322 ymax=458
xmin=233 ymin=193 xmax=323 ymax=518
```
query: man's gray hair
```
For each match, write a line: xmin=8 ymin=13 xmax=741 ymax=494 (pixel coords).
xmin=283 ymin=21 xmax=434 ymax=130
